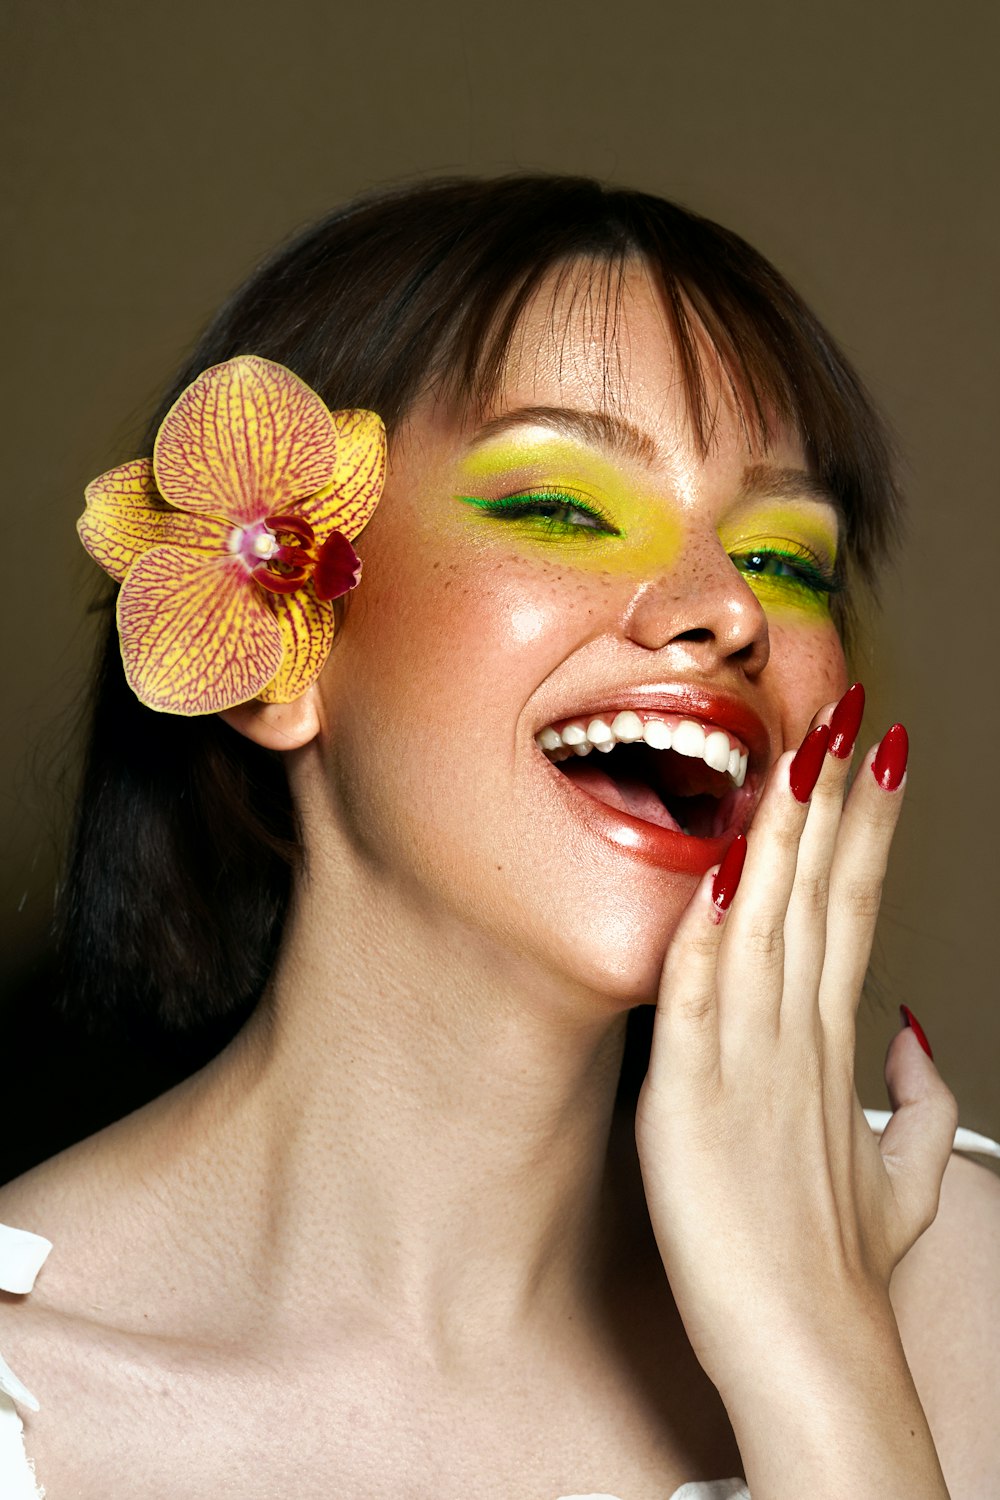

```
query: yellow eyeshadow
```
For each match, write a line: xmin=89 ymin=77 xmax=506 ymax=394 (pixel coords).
xmin=738 ymin=570 xmax=833 ymax=618
xmin=455 ymin=436 xmax=682 ymax=573
xmin=457 ymin=435 xmax=629 ymax=489
xmin=718 ymin=505 xmax=839 ymax=570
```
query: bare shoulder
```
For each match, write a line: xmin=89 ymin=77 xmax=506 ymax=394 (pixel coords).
xmin=0 ymin=1127 xmax=117 ymax=1285
xmin=0 ymin=1133 xmax=225 ymax=1500
xmin=892 ymin=1153 xmax=1000 ymax=1497
xmin=0 ymin=1142 xmax=121 ymax=1496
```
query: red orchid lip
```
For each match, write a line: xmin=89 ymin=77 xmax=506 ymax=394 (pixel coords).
xmin=532 ymin=684 xmax=771 ymax=875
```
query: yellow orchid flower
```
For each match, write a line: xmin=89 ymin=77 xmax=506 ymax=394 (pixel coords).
xmin=77 ymin=356 xmax=386 ymax=715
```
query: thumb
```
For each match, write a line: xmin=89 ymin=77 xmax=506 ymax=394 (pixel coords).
xmin=878 ymin=1008 xmax=959 ymax=1241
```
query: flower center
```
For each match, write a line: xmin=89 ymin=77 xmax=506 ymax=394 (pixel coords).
xmin=228 ymin=514 xmax=361 ymax=602
xmin=239 ymin=513 xmax=318 ymax=594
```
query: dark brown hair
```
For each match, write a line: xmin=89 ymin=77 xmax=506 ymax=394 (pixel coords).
xmin=56 ymin=175 xmax=901 ymax=1034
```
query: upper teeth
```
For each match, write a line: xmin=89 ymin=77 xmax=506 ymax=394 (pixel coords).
xmin=535 ymin=712 xmax=748 ymax=787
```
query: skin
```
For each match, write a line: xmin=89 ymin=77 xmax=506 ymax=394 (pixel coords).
xmin=1 ymin=261 xmax=998 ymax=1498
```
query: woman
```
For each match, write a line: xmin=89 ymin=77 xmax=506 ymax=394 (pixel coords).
xmin=1 ymin=177 xmax=997 ymax=1498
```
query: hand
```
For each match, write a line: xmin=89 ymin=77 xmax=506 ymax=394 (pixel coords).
xmin=635 ymin=690 xmax=958 ymax=1495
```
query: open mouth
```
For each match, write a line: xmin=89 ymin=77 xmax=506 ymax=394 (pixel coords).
xmin=534 ymin=709 xmax=760 ymax=854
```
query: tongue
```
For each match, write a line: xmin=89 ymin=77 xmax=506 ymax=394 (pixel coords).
xmin=560 ymin=762 xmax=683 ymax=832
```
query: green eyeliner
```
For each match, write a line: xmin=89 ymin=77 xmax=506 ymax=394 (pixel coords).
xmin=732 ymin=546 xmax=842 ymax=597
xmin=457 ymin=490 xmax=622 ymax=536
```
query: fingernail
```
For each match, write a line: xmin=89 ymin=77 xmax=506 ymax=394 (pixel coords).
xmin=712 ymin=833 xmax=747 ymax=912
xmin=828 ymin=682 xmax=865 ymax=759
xmin=789 ymin=723 xmax=831 ymax=802
xmin=900 ymin=1004 xmax=934 ymax=1059
xmin=872 ymin=723 xmax=909 ymax=791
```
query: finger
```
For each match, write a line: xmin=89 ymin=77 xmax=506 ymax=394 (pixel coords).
xmin=819 ymin=724 xmax=908 ymax=1031
xmin=716 ymin=727 xmax=827 ymax=1045
xmin=782 ymin=685 xmax=865 ymax=1027
xmin=878 ymin=1018 xmax=959 ymax=1244
xmin=647 ymin=840 xmax=746 ymax=1095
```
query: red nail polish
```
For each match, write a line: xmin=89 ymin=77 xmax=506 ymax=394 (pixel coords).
xmin=900 ymin=1004 xmax=934 ymax=1059
xmin=828 ymin=682 xmax=865 ymax=759
xmin=872 ymin=723 xmax=908 ymax=791
xmin=712 ymin=833 xmax=747 ymax=911
xmin=789 ymin=724 xmax=830 ymax=802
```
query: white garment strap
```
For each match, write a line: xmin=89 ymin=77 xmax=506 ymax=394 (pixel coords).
xmin=672 ymin=1486 xmax=750 ymax=1500
xmin=864 ymin=1109 xmax=1000 ymax=1159
xmin=0 ymin=1226 xmax=52 ymax=1300
xmin=556 ymin=1484 xmax=748 ymax=1499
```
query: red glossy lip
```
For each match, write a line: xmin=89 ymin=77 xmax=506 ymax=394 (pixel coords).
xmin=533 ymin=684 xmax=770 ymax=874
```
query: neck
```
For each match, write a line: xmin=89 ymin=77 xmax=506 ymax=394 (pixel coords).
xmin=154 ymin=834 xmax=638 ymax=1354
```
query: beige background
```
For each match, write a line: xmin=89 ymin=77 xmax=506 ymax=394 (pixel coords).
xmin=2 ymin=1 xmax=997 ymax=1145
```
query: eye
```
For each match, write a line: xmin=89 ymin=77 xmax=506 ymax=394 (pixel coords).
xmin=461 ymin=490 xmax=620 ymax=535
xmin=731 ymin=544 xmax=840 ymax=597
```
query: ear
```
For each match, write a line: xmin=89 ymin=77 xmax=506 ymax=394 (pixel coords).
xmin=220 ymin=686 xmax=322 ymax=751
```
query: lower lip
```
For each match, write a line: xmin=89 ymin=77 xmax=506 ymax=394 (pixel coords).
xmin=541 ymin=754 xmax=740 ymax=873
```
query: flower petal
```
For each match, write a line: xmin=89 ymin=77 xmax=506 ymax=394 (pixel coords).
xmin=296 ymin=409 xmax=387 ymax=543
xmin=118 ymin=546 xmax=283 ymax=715
xmin=313 ymin=530 xmax=362 ymax=601
xmin=153 ymin=356 xmax=345 ymax=525
xmin=257 ymin=586 xmax=336 ymax=704
xmin=78 ymin=458 xmax=232 ymax=583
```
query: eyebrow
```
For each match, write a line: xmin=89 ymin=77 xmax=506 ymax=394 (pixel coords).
xmin=737 ymin=463 xmax=841 ymax=516
xmin=470 ymin=406 xmax=661 ymax=466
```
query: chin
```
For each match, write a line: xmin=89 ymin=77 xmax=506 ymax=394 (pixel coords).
xmin=498 ymin=865 xmax=699 ymax=1013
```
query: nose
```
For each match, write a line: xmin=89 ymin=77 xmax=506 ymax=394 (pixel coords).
xmin=622 ymin=535 xmax=771 ymax=678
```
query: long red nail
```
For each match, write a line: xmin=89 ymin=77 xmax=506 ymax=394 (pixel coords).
xmin=900 ymin=1004 xmax=934 ymax=1059
xmin=872 ymin=723 xmax=908 ymax=791
xmin=789 ymin=724 xmax=830 ymax=802
xmin=712 ymin=833 xmax=747 ymax=912
xmin=828 ymin=682 xmax=865 ymax=759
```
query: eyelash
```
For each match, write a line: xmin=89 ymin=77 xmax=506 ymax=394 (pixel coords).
xmin=472 ymin=490 xmax=620 ymax=535
xmin=730 ymin=543 xmax=842 ymax=598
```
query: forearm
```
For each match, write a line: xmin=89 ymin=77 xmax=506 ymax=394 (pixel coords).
xmin=714 ymin=1299 xmax=949 ymax=1500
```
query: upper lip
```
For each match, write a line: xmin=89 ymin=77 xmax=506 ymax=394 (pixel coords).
xmin=534 ymin=683 xmax=772 ymax=770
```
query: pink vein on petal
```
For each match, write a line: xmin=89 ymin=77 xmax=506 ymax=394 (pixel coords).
xmin=302 ymin=410 xmax=387 ymax=542
xmin=117 ymin=546 xmax=283 ymax=715
xmin=258 ymin=587 xmax=336 ymax=703
xmin=153 ymin=357 xmax=342 ymax=525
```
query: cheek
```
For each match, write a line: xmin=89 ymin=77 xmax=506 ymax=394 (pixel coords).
xmin=766 ymin=617 xmax=847 ymax=748
xmin=347 ymin=538 xmax=616 ymax=722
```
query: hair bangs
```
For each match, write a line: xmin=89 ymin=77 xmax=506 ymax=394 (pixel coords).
xmin=433 ymin=243 xmax=792 ymax=455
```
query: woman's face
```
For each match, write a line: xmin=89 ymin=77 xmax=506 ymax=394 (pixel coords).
xmin=313 ymin=262 xmax=847 ymax=1004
